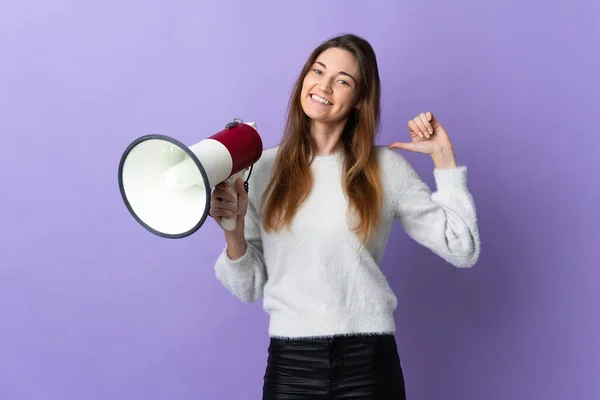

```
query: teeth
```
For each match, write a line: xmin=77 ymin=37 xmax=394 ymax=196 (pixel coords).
xmin=311 ymin=94 xmax=331 ymax=105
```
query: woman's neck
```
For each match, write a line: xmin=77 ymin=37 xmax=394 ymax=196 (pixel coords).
xmin=310 ymin=119 xmax=346 ymax=156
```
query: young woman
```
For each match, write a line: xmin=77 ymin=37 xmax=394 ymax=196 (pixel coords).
xmin=210 ymin=34 xmax=480 ymax=399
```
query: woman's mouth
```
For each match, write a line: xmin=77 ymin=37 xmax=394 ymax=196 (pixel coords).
xmin=310 ymin=94 xmax=333 ymax=106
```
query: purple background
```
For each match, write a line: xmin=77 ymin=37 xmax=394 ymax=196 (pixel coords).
xmin=1 ymin=0 xmax=599 ymax=399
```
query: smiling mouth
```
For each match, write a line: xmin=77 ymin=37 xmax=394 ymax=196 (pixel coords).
xmin=310 ymin=94 xmax=333 ymax=105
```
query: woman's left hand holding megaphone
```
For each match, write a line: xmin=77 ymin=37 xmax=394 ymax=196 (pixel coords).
xmin=210 ymin=177 xmax=248 ymax=260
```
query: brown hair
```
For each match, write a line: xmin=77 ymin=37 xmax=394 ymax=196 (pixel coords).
xmin=262 ymin=34 xmax=383 ymax=244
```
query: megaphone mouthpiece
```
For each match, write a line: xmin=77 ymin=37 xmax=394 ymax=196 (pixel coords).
xmin=160 ymin=157 xmax=205 ymax=192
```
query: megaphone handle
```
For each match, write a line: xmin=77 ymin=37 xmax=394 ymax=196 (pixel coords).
xmin=219 ymin=170 xmax=245 ymax=231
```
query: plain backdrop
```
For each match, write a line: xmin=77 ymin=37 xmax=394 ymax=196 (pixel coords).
xmin=1 ymin=0 xmax=599 ymax=399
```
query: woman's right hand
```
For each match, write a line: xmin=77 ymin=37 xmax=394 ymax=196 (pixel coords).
xmin=209 ymin=178 xmax=248 ymax=239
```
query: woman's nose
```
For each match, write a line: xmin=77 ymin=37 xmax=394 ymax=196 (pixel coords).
xmin=318 ymin=78 xmax=333 ymax=93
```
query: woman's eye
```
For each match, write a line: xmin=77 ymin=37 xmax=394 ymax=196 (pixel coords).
xmin=338 ymin=80 xmax=348 ymax=85
xmin=313 ymin=69 xmax=322 ymax=74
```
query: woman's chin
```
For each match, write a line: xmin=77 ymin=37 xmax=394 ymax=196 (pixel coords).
xmin=302 ymin=105 xmax=330 ymax=121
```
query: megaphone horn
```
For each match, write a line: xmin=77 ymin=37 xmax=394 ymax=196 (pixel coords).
xmin=118 ymin=119 xmax=263 ymax=239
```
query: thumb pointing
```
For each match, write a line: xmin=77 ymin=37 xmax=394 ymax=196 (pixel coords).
xmin=388 ymin=142 xmax=416 ymax=151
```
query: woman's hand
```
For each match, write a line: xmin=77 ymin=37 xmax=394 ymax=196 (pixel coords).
xmin=210 ymin=177 xmax=249 ymax=231
xmin=388 ymin=111 xmax=457 ymax=169
xmin=210 ymin=177 xmax=249 ymax=259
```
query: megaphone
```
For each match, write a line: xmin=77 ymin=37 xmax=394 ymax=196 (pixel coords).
xmin=117 ymin=118 xmax=263 ymax=239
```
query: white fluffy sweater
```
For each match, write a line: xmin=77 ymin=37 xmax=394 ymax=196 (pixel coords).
xmin=213 ymin=146 xmax=480 ymax=338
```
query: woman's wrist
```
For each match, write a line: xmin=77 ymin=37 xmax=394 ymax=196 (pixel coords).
xmin=431 ymin=146 xmax=457 ymax=169
xmin=224 ymin=230 xmax=247 ymax=260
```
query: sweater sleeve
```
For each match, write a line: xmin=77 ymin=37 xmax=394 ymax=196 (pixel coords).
xmin=213 ymin=198 xmax=267 ymax=303
xmin=386 ymin=150 xmax=481 ymax=268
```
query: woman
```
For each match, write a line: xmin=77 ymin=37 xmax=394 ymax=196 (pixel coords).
xmin=210 ymin=34 xmax=480 ymax=399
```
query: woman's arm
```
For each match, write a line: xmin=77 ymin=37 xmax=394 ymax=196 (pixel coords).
xmin=213 ymin=198 xmax=267 ymax=303
xmin=385 ymin=149 xmax=481 ymax=268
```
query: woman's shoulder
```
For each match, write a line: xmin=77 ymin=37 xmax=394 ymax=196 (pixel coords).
xmin=245 ymin=145 xmax=279 ymax=208
xmin=373 ymin=145 xmax=412 ymax=170
xmin=251 ymin=145 xmax=279 ymax=181
xmin=372 ymin=145 xmax=423 ymax=190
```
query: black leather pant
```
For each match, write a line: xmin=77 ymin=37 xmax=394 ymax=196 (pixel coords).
xmin=262 ymin=334 xmax=406 ymax=399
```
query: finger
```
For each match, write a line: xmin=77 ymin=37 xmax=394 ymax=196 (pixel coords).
xmin=210 ymin=207 xmax=238 ymax=219
xmin=413 ymin=116 xmax=428 ymax=138
xmin=388 ymin=142 xmax=417 ymax=152
xmin=234 ymin=177 xmax=246 ymax=195
xmin=212 ymin=194 xmax=235 ymax=205
xmin=211 ymin=187 xmax=239 ymax=213
xmin=212 ymin=187 xmax=236 ymax=203
xmin=215 ymin=182 xmax=231 ymax=191
xmin=214 ymin=182 xmax=235 ymax=197
xmin=426 ymin=111 xmax=433 ymax=121
xmin=211 ymin=197 xmax=239 ymax=214
xmin=419 ymin=113 xmax=433 ymax=135
xmin=235 ymin=178 xmax=248 ymax=215
xmin=211 ymin=196 xmax=238 ymax=212
xmin=407 ymin=120 xmax=422 ymax=138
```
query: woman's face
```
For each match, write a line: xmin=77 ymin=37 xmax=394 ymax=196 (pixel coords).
xmin=300 ymin=47 xmax=361 ymax=125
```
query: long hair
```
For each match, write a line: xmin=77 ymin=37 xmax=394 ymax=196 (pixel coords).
xmin=262 ymin=34 xmax=383 ymax=244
